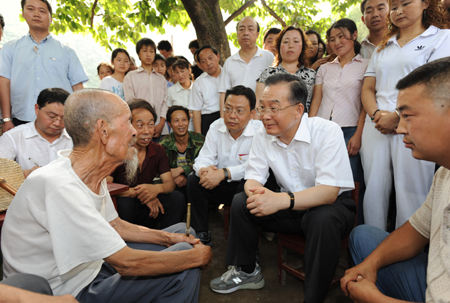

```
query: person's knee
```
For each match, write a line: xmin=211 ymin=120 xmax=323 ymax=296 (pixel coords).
xmin=1 ymin=274 xmax=53 ymax=295
xmin=230 ymin=191 xmax=249 ymax=216
xmin=186 ymin=174 xmax=200 ymax=190
xmin=167 ymin=241 xmax=193 ymax=251
xmin=302 ymin=204 xmax=338 ymax=233
xmin=349 ymin=225 xmax=387 ymax=265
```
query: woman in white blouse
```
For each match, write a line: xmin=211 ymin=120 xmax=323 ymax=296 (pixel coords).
xmin=309 ymin=19 xmax=369 ymax=224
xmin=360 ymin=0 xmax=450 ymax=230
xmin=255 ymin=26 xmax=316 ymax=111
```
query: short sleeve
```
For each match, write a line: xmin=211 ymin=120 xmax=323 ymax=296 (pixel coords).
xmin=0 ymin=133 xmax=17 ymax=160
xmin=99 ymin=77 xmax=111 ymax=90
xmin=155 ymin=143 xmax=171 ymax=175
xmin=45 ymin=182 xmax=125 ymax=275
xmin=364 ymin=48 xmax=379 ymax=78
xmin=218 ymin=60 xmax=231 ymax=93
xmin=245 ymin=130 xmax=270 ymax=185
xmin=315 ymin=65 xmax=325 ymax=85
xmin=428 ymin=31 xmax=450 ymax=62
xmin=123 ymin=73 xmax=135 ymax=102
xmin=0 ymin=43 xmax=13 ymax=79
xmin=67 ymin=47 xmax=89 ymax=86
xmin=188 ymin=81 xmax=203 ymax=111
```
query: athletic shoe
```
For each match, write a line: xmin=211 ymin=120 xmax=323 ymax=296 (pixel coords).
xmin=210 ymin=264 xmax=265 ymax=294
xmin=198 ymin=231 xmax=213 ymax=247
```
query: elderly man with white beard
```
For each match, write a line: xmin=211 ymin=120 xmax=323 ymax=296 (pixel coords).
xmin=1 ymin=89 xmax=212 ymax=303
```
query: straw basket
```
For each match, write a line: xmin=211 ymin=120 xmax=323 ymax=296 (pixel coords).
xmin=0 ymin=158 xmax=24 ymax=212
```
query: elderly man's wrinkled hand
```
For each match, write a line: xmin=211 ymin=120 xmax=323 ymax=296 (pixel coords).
xmin=193 ymin=242 xmax=213 ymax=270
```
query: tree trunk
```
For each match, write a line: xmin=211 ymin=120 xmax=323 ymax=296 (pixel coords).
xmin=181 ymin=0 xmax=231 ymax=65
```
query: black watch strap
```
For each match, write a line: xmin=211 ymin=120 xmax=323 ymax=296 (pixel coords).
xmin=223 ymin=168 xmax=229 ymax=180
xmin=287 ymin=191 xmax=295 ymax=210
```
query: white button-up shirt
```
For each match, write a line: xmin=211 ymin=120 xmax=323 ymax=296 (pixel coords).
xmin=245 ymin=114 xmax=354 ymax=195
xmin=364 ymin=26 xmax=450 ymax=112
xmin=188 ymin=70 xmax=221 ymax=114
xmin=193 ymin=118 xmax=263 ymax=181
xmin=167 ymin=81 xmax=193 ymax=108
xmin=218 ymin=47 xmax=274 ymax=93
xmin=0 ymin=121 xmax=73 ymax=170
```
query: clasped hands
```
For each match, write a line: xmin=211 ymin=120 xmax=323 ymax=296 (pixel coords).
xmin=373 ymin=111 xmax=399 ymax=135
xmin=340 ymin=262 xmax=385 ymax=303
xmin=246 ymin=186 xmax=287 ymax=217
xmin=126 ymin=184 xmax=164 ymax=218
xmin=198 ymin=165 xmax=225 ymax=190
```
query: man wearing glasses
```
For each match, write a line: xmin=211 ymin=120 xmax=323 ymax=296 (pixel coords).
xmin=210 ymin=73 xmax=356 ymax=303
xmin=186 ymin=85 xmax=262 ymax=246
xmin=0 ymin=88 xmax=72 ymax=178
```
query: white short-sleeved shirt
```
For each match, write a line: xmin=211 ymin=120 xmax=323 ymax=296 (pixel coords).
xmin=188 ymin=70 xmax=221 ymax=114
xmin=364 ymin=26 xmax=450 ymax=112
xmin=100 ymin=76 xmax=125 ymax=100
xmin=218 ymin=47 xmax=274 ymax=93
xmin=1 ymin=150 xmax=126 ymax=296
xmin=360 ymin=36 xmax=377 ymax=59
xmin=167 ymin=81 xmax=193 ymax=108
xmin=245 ymin=113 xmax=354 ymax=195
xmin=193 ymin=118 xmax=263 ymax=181
xmin=0 ymin=121 xmax=73 ymax=170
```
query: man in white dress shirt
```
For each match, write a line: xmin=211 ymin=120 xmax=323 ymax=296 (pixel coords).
xmin=0 ymin=88 xmax=72 ymax=177
xmin=188 ymin=45 xmax=222 ymax=135
xmin=210 ymin=73 xmax=356 ymax=303
xmin=218 ymin=16 xmax=274 ymax=117
xmin=186 ymin=85 xmax=262 ymax=246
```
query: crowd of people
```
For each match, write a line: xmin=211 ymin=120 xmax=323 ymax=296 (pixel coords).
xmin=1 ymin=0 xmax=450 ymax=302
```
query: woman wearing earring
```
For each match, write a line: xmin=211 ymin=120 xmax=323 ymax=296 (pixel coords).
xmin=309 ymin=19 xmax=369 ymax=225
xmin=361 ymin=0 xmax=450 ymax=230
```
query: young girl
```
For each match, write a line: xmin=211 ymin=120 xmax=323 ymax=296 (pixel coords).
xmin=152 ymin=54 xmax=174 ymax=88
xmin=100 ymin=48 xmax=131 ymax=100
xmin=309 ymin=18 xmax=369 ymax=224
xmin=97 ymin=62 xmax=113 ymax=81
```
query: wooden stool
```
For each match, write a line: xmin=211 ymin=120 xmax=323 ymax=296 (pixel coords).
xmin=277 ymin=183 xmax=359 ymax=287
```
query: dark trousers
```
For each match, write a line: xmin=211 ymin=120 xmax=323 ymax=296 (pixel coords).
xmin=201 ymin=111 xmax=220 ymax=136
xmin=226 ymin=191 xmax=355 ymax=303
xmin=186 ymin=174 xmax=245 ymax=232
xmin=116 ymin=191 xmax=185 ymax=229
xmin=12 ymin=118 xmax=29 ymax=126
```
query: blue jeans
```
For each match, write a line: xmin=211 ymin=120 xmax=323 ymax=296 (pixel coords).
xmin=350 ymin=225 xmax=427 ymax=302
xmin=342 ymin=126 xmax=365 ymax=225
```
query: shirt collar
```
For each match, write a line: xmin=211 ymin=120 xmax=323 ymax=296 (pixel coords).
xmin=232 ymin=46 xmax=265 ymax=61
xmin=27 ymin=32 xmax=52 ymax=44
xmin=331 ymin=54 xmax=364 ymax=64
xmin=270 ymin=113 xmax=311 ymax=146
xmin=388 ymin=26 xmax=438 ymax=45
xmin=136 ymin=66 xmax=157 ymax=74
xmin=25 ymin=121 xmax=70 ymax=141
xmin=145 ymin=142 xmax=156 ymax=159
xmin=361 ymin=35 xmax=376 ymax=46
xmin=174 ymin=81 xmax=193 ymax=92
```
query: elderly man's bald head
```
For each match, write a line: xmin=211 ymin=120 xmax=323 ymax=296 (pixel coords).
xmin=65 ymin=89 xmax=125 ymax=147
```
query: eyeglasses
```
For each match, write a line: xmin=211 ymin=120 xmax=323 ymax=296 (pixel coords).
xmin=223 ymin=107 xmax=248 ymax=116
xmin=255 ymin=104 xmax=298 ymax=116
xmin=42 ymin=110 xmax=64 ymax=122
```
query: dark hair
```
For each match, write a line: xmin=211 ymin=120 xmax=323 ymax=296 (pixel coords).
xmin=224 ymin=85 xmax=256 ymax=110
xmin=176 ymin=55 xmax=191 ymax=65
xmin=165 ymin=56 xmax=179 ymax=68
xmin=196 ymin=45 xmax=219 ymax=62
xmin=188 ymin=39 xmax=199 ymax=49
xmin=263 ymin=28 xmax=281 ymax=43
xmin=21 ymin=0 xmax=52 ymax=15
xmin=264 ymin=73 xmax=308 ymax=108
xmin=136 ymin=38 xmax=156 ymax=55
xmin=360 ymin=0 xmax=369 ymax=14
xmin=172 ymin=59 xmax=190 ymax=71
xmin=306 ymin=29 xmax=325 ymax=64
xmin=236 ymin=17 xmax=260 ymax=33
xmin=128 ymin=99 xmax=158 ymax=123
xmin=0 ymin=14 xmax=5 ymax=29
xmin=97 ymin=62 xmax=114 ymax=75
xmin=153 ymin=54 xmax=166 ymax=63
xmin=111 ymin=48 xmax=131 ymax=62
xmin=37 ymin=88 xmax=70 ymax=109
xmin=274 ymin=26 xmax=309 ymax=68
xmin=396 ymin=57 xmax=450 ymax=105
xmin=166 ymin=105 xmax=189 ymax=124
xmin=329 ymin=18 xmax=361 ymax=55
xmin=157 ymin=40 xmax=173 ymax=52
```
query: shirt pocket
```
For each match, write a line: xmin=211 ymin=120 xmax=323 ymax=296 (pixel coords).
xmin=45 ymin=53 xmax=69 ymax=78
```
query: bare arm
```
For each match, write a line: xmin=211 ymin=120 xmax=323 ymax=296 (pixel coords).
xmin=361 ymin=76 xmax=378 ymax=118
xmin=0 ymin=284 xmax=78 ymax=303
xmin=308 ymin=84 xmax=323 ymax=117
xmin=341 ymin=221 xmax=429 ymax=300
xmin=192 ymin=110 xmax=202 ymax=133
xmin=0 ymin=77 xmax=14 ymax=132
xmin=107 ymin=217 xmax=212 ymax=276
xmin=72 ymin=82 xmax=83 ymax=91
xmin=219 ymin=92 xmax=226 ymax=118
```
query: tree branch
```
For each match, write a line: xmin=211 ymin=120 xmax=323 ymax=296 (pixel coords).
xmin=260 ymin=0 xmax=286 ymax=27
xmin=90 ymin=0 xmax=99 ymax=28
xmin=224 ymin=0 xmax=258 ymax=26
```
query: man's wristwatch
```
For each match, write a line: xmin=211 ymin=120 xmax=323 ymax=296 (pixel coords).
xmin=222 ymin=168 xmax=229 ymax=180
xmin=0 ymin=118 xmax=11 ymax=124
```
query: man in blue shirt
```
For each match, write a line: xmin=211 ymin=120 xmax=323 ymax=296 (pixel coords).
xmin=0 ymin=0 xmax=88 ymax=132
